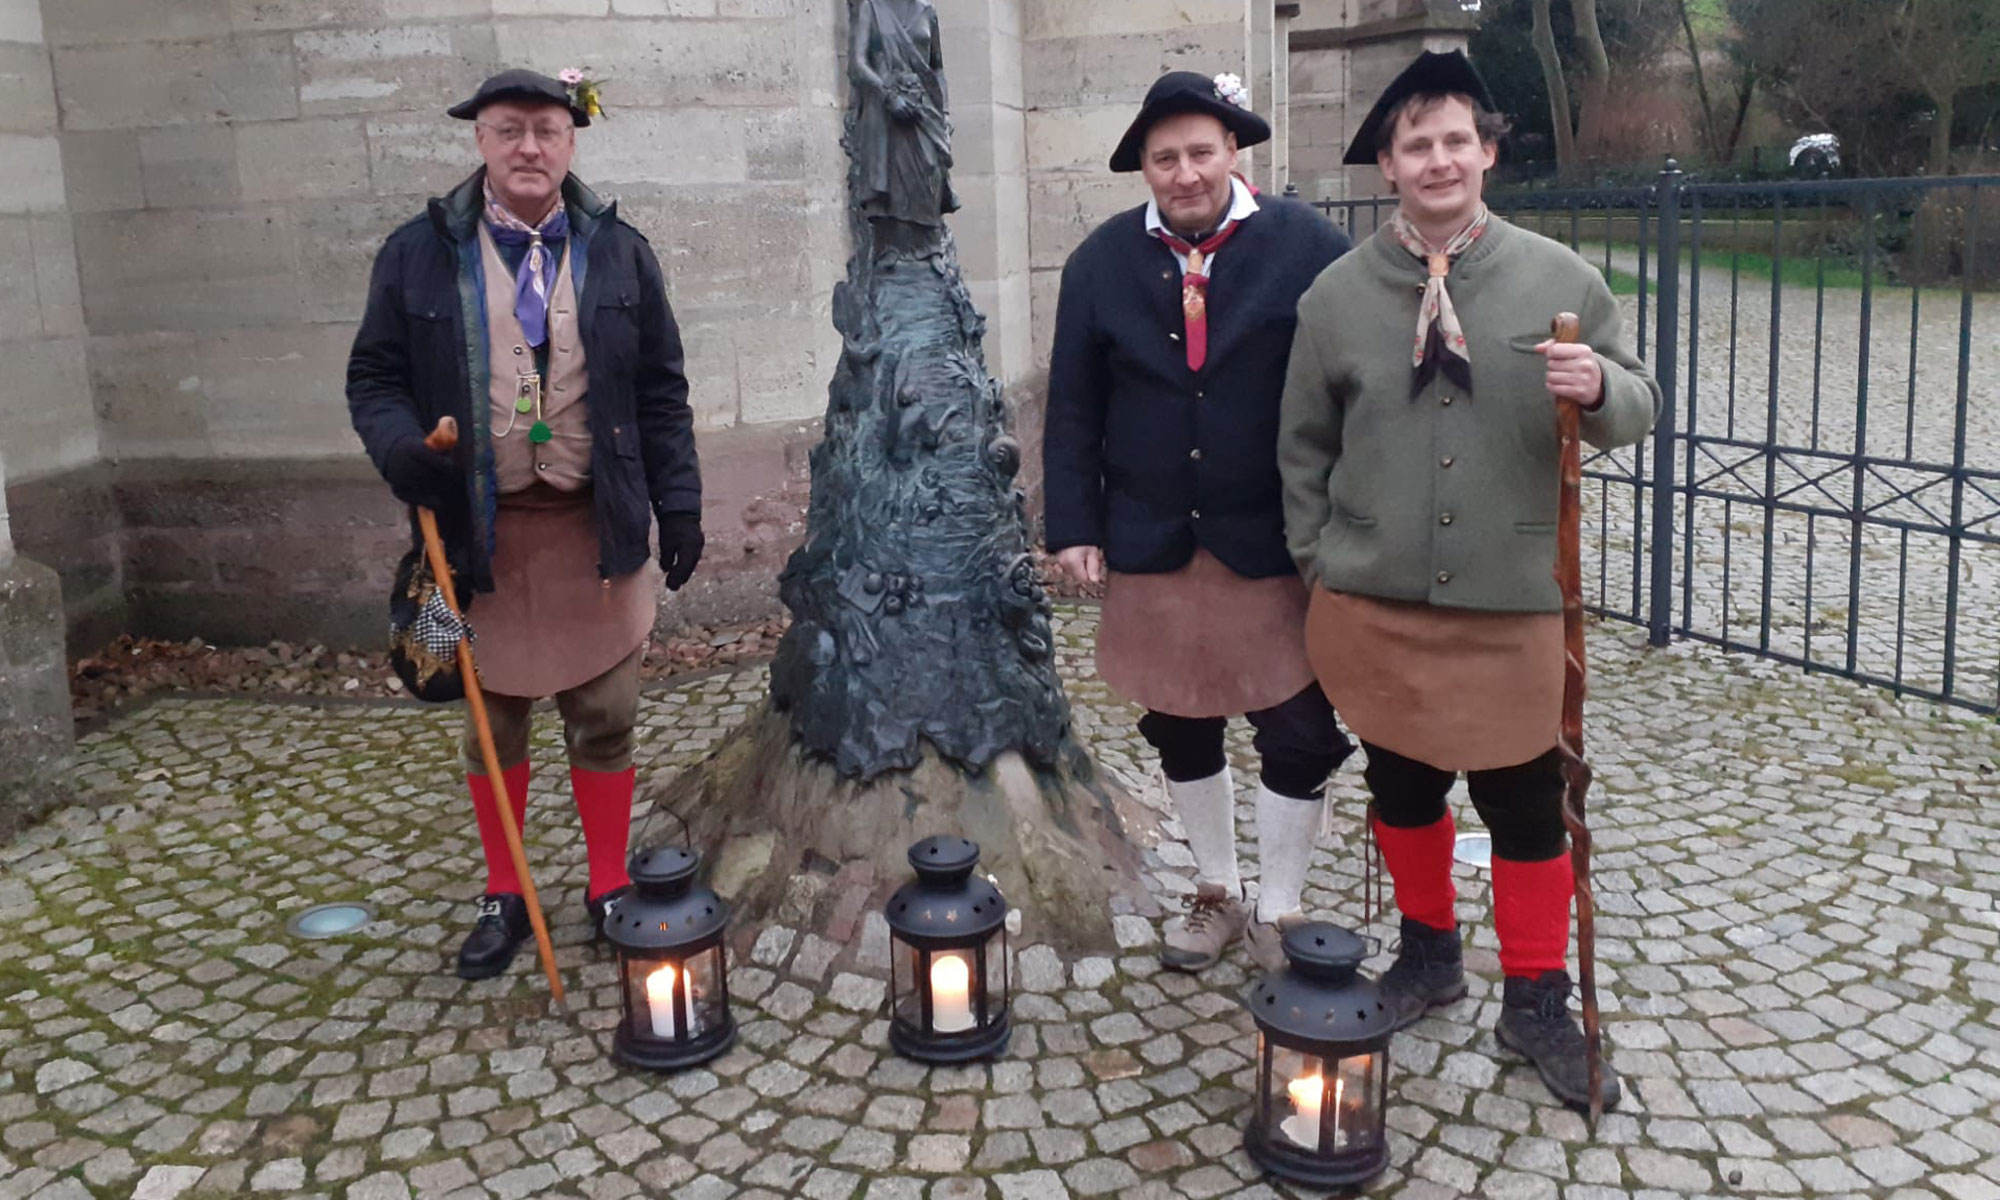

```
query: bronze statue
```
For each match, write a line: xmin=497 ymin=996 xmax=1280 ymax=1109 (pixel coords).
xmin=849 ymin=0 xmax=959 ymax=228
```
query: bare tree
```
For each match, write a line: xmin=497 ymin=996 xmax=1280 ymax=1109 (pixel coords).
xmin=1531 ymin=0 xmax=1578 ymax=166
xmin=1884 ymin=0 xmax=2000 ymax=175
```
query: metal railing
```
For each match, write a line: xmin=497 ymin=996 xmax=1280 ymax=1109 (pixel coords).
xmin=1300 ymin=166 xmax=2000 ymax=715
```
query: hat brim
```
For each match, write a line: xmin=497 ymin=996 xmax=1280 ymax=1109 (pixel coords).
xmin=1109 ymin=96 xmax=1271 ymax=173
xmin=448 ymin=89 xmax=591 ymax=129
xmin=1341 ymin=50 xmax=1495 ymax=165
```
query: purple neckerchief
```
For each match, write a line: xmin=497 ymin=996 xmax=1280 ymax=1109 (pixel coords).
xmin=483 ymin=185 xmax=569 ymax=347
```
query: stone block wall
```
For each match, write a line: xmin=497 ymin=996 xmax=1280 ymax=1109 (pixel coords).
xmin=46 ymin=0 xmax=849 ymax=459
xmin=0 ymin=0 xmax=94 ymax=484
xmin=1021 ymin=0 xmax=1254 ymax=366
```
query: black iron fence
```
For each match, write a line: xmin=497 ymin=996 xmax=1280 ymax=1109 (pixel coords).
xmin=1304 ymin=166 xmax=2000 ymax=716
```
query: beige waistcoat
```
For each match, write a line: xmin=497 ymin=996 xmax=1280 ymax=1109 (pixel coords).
xmin=480 ymin=224 xmax=591 ymax=494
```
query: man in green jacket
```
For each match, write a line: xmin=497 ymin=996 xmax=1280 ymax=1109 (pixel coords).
xmin=1278 ymin=50 xmax=1659 ymax=1113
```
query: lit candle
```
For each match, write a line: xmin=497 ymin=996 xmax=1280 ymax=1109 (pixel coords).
xmin=929 ymin=952 xmax=974 ymax=1033
xmin=1282 ymin=1072 xmax=1325 ymax=1151
xmin=645 ymin=963 xmax=679 ymax=1039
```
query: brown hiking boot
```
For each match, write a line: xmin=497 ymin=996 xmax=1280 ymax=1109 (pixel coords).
xmin=1160 ymin=884 xmax=1248 ymax=972
xmin=1243 ymin=911 xmax=1308 ymax=973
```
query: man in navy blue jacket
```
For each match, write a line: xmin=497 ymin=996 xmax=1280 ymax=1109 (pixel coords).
xmin=348 ymin=69 xmax=702 ymax=980
xmin=1043 ymin=71 xmax=1354 ymax=973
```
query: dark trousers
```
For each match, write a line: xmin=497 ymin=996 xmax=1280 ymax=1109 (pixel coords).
xmin=1363 ymin=741 xmax=1567 ymax=862
xmin=1137 ymin=683 xmax=1355 ymax=800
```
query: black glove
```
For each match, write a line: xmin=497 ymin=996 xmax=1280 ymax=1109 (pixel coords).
xmin=658 ymin=512 xmax=704 ymax=591
xmin=382 ymin=435 xmax=460 ymax=510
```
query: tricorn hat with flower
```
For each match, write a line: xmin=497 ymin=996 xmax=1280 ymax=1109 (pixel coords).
xmin=1108 ymin=69 xmax=1271 ymax=173
xmin=448 ymin=67 xmax=598 ymax=128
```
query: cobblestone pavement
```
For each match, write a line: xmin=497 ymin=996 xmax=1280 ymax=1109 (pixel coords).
xmin=4 ymin=605 xmax=1998 ymax=1200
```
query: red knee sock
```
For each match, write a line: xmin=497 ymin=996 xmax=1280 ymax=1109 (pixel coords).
xmin=468 ymin=760 xmax=532 ymax=895
xmin=1372 ymin=810 xmax=1458 ymax=932
xmin=1492 ymin=854 xmax=1574 ymax=977
xmin=570 ymin=766 xmax=635 ymax=901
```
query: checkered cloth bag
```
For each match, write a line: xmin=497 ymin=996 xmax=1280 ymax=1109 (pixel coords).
xmin=388 ymin=548 xmax=478 ymax=703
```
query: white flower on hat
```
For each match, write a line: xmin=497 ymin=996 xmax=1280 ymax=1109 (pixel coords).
xmin=1213 ymin=73 xmax=1250 ymax=110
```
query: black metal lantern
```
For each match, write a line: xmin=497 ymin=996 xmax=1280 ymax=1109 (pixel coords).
xmin=606 ymin=846 xmax=736 ymax=1071
xmin=1244 ymin=922 xmax=1395 ymax=1188
xmin=885 ymin=836 xmax=1010 ymax=1062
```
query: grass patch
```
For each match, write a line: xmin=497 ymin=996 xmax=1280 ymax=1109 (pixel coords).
xmin=1601 ymin=265 xmax=1656 ymax=296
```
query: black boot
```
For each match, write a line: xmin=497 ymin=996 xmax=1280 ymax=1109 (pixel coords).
xmin=586 ymin=885 xmax=631 ymax=944
xmin=1378 ymin=916 xmax=1468 ymax=1030
xmin=456 ymin=893 xmax=529 ymax=980
xmin=1496 ymin=970 xmax=1623 ymax=1112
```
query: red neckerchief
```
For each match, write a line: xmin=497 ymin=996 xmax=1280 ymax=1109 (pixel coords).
xmin=1154 ymin=219 xmax=1244 ymax=372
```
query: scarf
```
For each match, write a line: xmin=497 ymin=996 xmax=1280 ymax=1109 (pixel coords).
xmin=483 ymin=183 xmax=570 ymax=347
xmin=1387 ymin=207 xmax=1490 ymax=395
xmin=1152 ymin=218 xmax=1245 ymax=373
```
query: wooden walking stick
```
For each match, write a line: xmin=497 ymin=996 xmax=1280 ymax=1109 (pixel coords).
xmin=1548 ymin=312 xmax=1603 ymax=1123
xmin=420 ymin=417 xmax=567 ymax=1011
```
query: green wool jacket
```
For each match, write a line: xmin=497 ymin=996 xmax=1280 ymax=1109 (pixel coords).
xmin=1279 ymin=217 xmax=1661 ymax=613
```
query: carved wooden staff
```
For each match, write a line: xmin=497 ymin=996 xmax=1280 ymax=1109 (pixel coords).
xmin=421 ymin=417 xmax=567 ymax=1010
xmin=1548 ymin=312 xmax=1603 ymax=1122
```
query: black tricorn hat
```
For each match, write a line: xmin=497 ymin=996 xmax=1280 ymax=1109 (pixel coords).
xmin=1109 ymin=71 xmax=1271 ymax=173
xmin=448 ymin=68 xmax=591 ymax=128
xmin=1342 ymin=50 xmax=1497 ymax=165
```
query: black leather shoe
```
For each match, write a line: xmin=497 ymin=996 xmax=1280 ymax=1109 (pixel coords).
xmin=1496 ymin=969 xmax=1623 ymax=1112
xmin=456 ymin=893 xmax=529 ymax=980
xmin=1378 ymin=916 xmax=1468 ymax=1030
xmin=586 ymin=885 xmax=631 ymax=944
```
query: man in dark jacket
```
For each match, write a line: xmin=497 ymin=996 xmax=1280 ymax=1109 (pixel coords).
xmin=347 ymin=68 xmax=703 ymax=980
xmin=1042 ymin=71 xmax=1354 ymax=974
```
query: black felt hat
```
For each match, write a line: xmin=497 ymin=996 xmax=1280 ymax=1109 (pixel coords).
xmin=1109 ymin=71 xmax=1271 ymax=173
xmin=448 ymin=68 xmax=591 ymax=128
xmin=1341 ymin=50 xmax=1497 ymax=165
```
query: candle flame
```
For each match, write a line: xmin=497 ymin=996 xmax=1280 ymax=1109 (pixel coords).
xmin=646 ymin=962 xmax=677 ymax=1000
xmin=930 ymin=953 xmax=969 ymax=992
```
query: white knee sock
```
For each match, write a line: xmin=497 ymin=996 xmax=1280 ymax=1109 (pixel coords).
xmin=1256 ymin=783 xmax=1324 ymax=922
xmin=1167 ymin=767 xmax=1241 ymax=895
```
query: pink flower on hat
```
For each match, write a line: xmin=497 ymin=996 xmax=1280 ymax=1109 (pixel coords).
xmin=558 ymin=68 xmax=585 ymax=85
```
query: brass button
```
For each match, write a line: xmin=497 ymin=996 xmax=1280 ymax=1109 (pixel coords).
xmin=1440 ymin=513 xmax=1453 ymax=526
xmin=1190 ymin=448 xmax=1202 ymax=461
xmin=1191 ymin=509 xmax=1201 ymax=519
xmin=1440 ymin=456 xmax=1455 ymax=468
xmin=1437 ymin=571 xmax=1451 ymax=584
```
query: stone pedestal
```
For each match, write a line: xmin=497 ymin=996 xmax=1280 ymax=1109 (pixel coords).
xmin=0 ymin=546 xmax=73 ymax=841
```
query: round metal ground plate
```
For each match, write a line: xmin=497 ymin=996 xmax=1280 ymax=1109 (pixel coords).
xmin=1451 ymin=832 xmax=1492 ymax=869
xmin=286 ymin=902 xmax=375 ymax=939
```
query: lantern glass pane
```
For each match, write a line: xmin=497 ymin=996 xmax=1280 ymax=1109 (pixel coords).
xmin=623 ymin=954 xmax=701 ymax=1042
xmin=686 ymin=945 xmax=726 ymax=1037
xmin=891 ymin=936 xmax=923 ymax=1031
xmin=924 ymin=948 xmax=977 ymax=1034
xmin=980 ymin=931 xmax=1006 ymax=1025
xmin=1266 ymin=1044 xmax=1337 ymax=1154
xmin=1332 ymin=1050 xmax=1385 ymax=1152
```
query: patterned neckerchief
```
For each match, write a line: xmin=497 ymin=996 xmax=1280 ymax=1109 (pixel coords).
xmin=1387 ymin=207 xmax=1491 ymax=394
xmin=483 ymin=183 xmax=570 ymax=347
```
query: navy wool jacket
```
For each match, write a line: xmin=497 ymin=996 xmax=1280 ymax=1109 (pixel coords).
xmin=1042 ymin=197 xmax=1351 ymax=577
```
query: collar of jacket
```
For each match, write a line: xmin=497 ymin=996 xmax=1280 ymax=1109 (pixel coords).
xmin=427 ymin=168 xmax=617 ymax=244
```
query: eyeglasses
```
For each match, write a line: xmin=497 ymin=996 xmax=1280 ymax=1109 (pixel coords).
xmin=476 ymin=120 xmax=574 ymax=147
